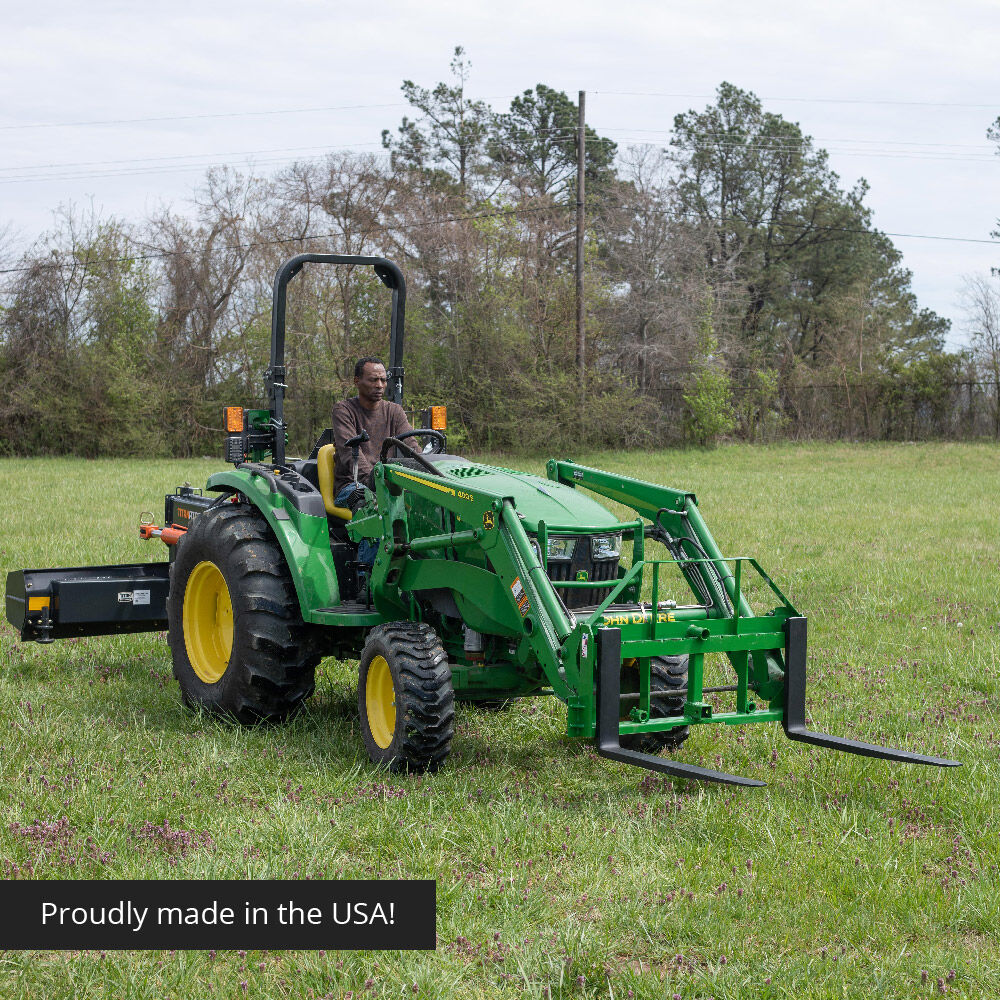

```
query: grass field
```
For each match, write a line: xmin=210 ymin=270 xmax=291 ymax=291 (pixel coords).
xmin=0 ymin=442 xmax=996 ymax=999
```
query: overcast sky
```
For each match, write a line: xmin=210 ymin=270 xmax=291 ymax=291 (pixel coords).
xmin=2 ymin=1 xmax=997 ymax=348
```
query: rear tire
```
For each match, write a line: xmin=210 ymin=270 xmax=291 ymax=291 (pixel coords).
xmin=620 ymin=655 xmax=690 ymax=754
xmin=168 ymin=503 xmax=318 ymax=723
xmin=358 ymin=622 xmax=454 ymax=772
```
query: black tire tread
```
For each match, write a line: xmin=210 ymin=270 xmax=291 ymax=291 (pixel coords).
xmin=168 ymin=503 xmax=319 ymax=724
xmin=620 ymin=654 xmax=690 ymax=754
xmin=359 ymin=622 xmax=454 ymax=773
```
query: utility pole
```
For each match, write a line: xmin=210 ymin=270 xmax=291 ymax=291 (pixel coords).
xmin=576 ymin=90 xmax=586 ymax=401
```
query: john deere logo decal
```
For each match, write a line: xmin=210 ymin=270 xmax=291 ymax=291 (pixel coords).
xmin=483 ymin=511 xmax=495 ymax=531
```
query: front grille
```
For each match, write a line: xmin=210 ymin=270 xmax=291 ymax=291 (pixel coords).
xmin=547 ymin=547 xmax=620 ymax=609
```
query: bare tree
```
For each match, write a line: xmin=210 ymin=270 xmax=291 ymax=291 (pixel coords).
xmin=146 ymin=167 xmax=263 ymax=388
xmin=964 ymin=273 xmax=1000 ymax=438
xmin=597 ymin=147 xmax=740 ymax=394
xmin=269 ymin=153 xmax=394 ymax=358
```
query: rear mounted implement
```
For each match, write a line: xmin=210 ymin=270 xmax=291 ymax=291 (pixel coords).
xmin=6 ymin=563 xmax=170 ymax=644
xmin=5 ymin=485 xmax=214 ymax=644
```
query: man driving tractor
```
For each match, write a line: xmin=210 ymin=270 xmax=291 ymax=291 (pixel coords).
xmin=332 ymin=356 xmax=413 ymax=506
xmin=332 ymin=357 xmax=413 ymax=565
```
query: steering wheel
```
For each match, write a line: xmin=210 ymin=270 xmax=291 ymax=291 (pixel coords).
xmin=393 ymin=428 xmax=447 ymax=455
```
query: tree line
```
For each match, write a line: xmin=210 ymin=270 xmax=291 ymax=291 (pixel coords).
xmin=2 ymin=49 xmax=998 ymax=458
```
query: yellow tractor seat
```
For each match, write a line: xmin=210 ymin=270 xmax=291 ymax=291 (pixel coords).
xmin=317 ymin=444 xmax=353 ymax=520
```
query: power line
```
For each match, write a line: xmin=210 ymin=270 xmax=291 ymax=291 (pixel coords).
xmin=3 ymin=123 xmax=997 ymax=189
xmin=611 ymin=130 xmax=999 ymax=160
xmin=502 ymin=126 xmax=999 ymax=162
xmin=0 ymin=127 xmax=590 ymax=186
xmin=0 ymin=93 xmax=524 ymax=132
xmin=595 ymin=91 xmax=1000 ymax=111
xmin=0 ymin=142 xmax=386 ymax=175
xmin=3 ymin=140 xmax=994 ymax=191
xmin=2 ymin=91 xmax=996 ymax=187
xmin=616 ymin=138 xmax=1000 ymax=165
xmin=9 ymin=121 xmax=998 ymax=172
xmin=5 ymin=89 xmax=995 ymax=133
xmin=0 ymin=148 xmax=391 ymax=186
xmin=0 ymin=101 xmax=408 ymax=132
xmin=0 ymin=126 xmax=576 ymax=184
xmin=599 ymin=127 xmax=997 ymax=151
xmin=673 ymin=210 xmax=1000 ymax=247
xmin=1 ymin=123 xmax=606 ymax=182
xmin=2 ymin=196 xmax=997 ymax=280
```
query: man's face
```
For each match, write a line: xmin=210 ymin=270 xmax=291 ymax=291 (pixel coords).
xmin=355 ymin=362 xmax=388 ymax=408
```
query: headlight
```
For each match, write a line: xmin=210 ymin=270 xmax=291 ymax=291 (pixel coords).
xmin=590 ymin=534 xmax=621 ymax=560
xmin=547 ymin=536 xmax=577 ymax=560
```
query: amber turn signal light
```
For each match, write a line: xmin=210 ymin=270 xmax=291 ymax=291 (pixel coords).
xmin=224 ymin=406 xmax=244 ymax=433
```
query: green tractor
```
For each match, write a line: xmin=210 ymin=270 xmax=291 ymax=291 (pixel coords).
xmin=5 ymin=254 xmax=959 ymax=786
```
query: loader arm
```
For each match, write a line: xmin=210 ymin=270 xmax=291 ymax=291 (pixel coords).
xmin=364 ymin=462 xmax=578 ymax=701
xmin=549 ymin=460 xmax=785 ymax=698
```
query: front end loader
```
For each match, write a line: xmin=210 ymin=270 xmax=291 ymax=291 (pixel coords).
xmin=5 ymin=254 xmax=960 ymax=786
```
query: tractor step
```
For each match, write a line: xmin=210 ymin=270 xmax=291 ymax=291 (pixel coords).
xmin=312 ymin=603 xmax=383 ymax=627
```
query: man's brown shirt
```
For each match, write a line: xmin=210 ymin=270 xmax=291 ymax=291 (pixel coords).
xmin=331 ymin=396 xmax=413 ymax=495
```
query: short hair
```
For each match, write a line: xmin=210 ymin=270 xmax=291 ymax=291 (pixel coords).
xmin=354 ymin=356 xmax=386 ymax=379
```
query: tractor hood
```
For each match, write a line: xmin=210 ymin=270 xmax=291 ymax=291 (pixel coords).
xmin=434 ymin=459 xmax=622 ymax=532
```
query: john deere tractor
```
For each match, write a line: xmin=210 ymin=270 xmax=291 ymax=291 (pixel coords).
xmin=5 ymin=254 xmax=960 ymax=785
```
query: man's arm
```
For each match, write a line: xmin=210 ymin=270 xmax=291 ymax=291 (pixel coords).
xmin=332 ymin=401 xmax=376 ymax=488
xmin=389 ymin=403 xmax=415 ymax=440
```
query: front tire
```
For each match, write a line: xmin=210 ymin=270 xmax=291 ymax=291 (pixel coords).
xmin=358 ymin=622 xmax=454 ymax=772
xmin=168 ymin=503 xmax=318 ymax=723
xmin=620 ymin=655 xmax=690 ymax=754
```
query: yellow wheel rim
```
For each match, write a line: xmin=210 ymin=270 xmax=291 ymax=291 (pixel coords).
xmin=365 ymin=655 xmax=396 ymax=749
xmin=182 ymin=560 xmax=234 ymax=684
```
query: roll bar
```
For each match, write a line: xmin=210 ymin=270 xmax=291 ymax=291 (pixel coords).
xmin=267 ymin=253 xmax=407 ymax=465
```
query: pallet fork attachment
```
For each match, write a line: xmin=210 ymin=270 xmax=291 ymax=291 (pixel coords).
xmin=595 ymin=620 xmax=959 ymax=787
xmin=781 ymin=617 xmax=960 ymax=768
xmin=595 ymin=628 xmax=766 ymax=787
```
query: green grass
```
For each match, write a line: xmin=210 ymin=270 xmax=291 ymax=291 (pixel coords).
xmin=1 ymin=443 xmax=997 ymax=999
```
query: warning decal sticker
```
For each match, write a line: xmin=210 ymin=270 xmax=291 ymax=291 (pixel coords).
xmin=510 ymin=576 xmax=530 ymax=617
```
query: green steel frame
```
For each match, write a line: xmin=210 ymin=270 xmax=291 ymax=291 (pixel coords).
xmin=344 ymin=457 xmax=958 ymax=783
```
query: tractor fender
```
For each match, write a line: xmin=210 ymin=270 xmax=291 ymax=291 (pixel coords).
xmin=204 ymin=469 xmax=339 ymax=619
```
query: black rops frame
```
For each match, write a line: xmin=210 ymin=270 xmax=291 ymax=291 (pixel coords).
xmin=268 ymin=253 xmax=407 ymax=466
